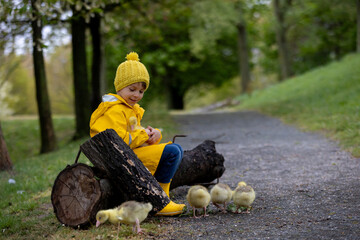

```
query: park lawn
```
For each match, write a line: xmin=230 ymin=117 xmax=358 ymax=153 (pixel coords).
xmin=0 ymin=111 xmax=177 ymax=239
xmin=235 ymin=53 xmax=360 ymax=157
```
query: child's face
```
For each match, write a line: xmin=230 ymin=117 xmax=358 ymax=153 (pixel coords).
xmin=117 ymin=82 xmax=145 ymax=106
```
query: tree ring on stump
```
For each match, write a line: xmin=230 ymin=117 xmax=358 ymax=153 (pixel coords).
xmin=51 ymin=163 xmax=101 ymax=228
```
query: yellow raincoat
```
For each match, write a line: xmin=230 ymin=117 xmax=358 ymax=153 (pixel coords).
xmin=90 ymin=93 xmax=169 ymax=175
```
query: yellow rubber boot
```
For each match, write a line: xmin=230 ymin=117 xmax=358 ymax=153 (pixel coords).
xmin=156 ymin=182 xmax=185 ymax=216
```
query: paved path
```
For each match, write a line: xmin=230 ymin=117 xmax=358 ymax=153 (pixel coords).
xmin=159 ymin=110 xmax=360 ymax=239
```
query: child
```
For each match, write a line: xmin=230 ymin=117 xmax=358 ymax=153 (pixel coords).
xmin=89 ymin=52 xmax=185 ymax=216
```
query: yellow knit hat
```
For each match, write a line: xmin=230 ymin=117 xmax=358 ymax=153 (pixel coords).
xmin=114 ymin=52 xmax=150 ymax=92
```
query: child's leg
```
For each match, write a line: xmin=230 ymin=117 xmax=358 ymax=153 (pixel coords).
xmin=154 ymin=143 xmax=185 ymax=216
xmin=154 ymin=143 xmax=183 ymax=183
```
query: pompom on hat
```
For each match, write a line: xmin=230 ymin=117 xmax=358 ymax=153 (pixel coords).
xmin=114 ymin=52 xmax=150 ymax=92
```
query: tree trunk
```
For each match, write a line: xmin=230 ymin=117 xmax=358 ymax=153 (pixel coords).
xmin=89 ymin=13 xmax=103 ymax=111
xmin=0 ymin=122 xmax=13 ymax=171
xmin=273 ymin=0 xmax=293 ymax=81
xmin=71 ymin=5 xmax=91 ymax=139
xmin=168 ymin=87 xmax=184 ymax=110
xmin=237 ymin=22 xmax=251 ymax=93
xmin=357 ymin=0 xmax=360 ymax=53
xmin=31 ymin=0 xmax=57 ymax=153
xmin=165 ymin=75 xmax=184 ymax=110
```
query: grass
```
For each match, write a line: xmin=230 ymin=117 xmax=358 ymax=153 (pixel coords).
xmin=0 ymin=110 xmax=178 ymax=240
xmin=235 ymin=53 xmax=360 ymax=157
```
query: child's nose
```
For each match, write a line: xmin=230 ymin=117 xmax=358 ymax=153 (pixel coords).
xmin=134 ymin=91 xmax=141 ymax=97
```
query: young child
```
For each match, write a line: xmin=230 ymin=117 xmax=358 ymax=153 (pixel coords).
xmin=89 ymin=52 xmax=185 ymax=216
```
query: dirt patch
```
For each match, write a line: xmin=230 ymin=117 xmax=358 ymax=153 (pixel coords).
xmin=150 ymin=110 xmax=360 ymax=239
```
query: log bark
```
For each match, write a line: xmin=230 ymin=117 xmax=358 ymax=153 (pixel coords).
xmin=80 ymin=129 xmax=170 ymax=214
xmin=51 ymin=163 xmax=113 ymax=228
xmin=171 ymin=140 xmax=225 ymax=190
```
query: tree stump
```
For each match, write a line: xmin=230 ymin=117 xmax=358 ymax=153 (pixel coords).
xmin=51 ymin=163 xmax=113 ymax=228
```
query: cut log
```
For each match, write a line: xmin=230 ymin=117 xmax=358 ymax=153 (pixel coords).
xmin=51 ymin=163 xmax=113 ymax=228
xmin=51 ymin=129 xmax=226 ymax=228
xmin=170 ymin=140 xmax=225 ymax=190
xmin=80 ymin=129 xmax=170 ymax=214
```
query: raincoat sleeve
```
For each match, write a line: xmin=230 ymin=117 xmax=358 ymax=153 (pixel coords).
xmin=129 ymin=124 xmax=162 ymax=148
xmin=129 ymin=129 xmax=150 ymax=148
xmin=90 ymin=104 xmax=149 ymax=146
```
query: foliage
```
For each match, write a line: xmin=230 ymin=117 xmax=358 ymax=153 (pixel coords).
xmin=236 ymin=53 xmax=360 ymax=157
xmin=102 ymin=0 xmax=239 ymax=109
xmin=0 ymin=47 xmax=75 ymax=115
xmin=259 ymin=0 xmax=357 ymax=76
xmin=287 ymin=0 xmax=356 ymax=72
xmin=0 ymin=54 xmax=17 ymax=117
xmin=1 ymin=0 xmax=359 ymax=114
xmin=189 ymin=0 xmax=238 ymax=57
xmin=184 ymin=76 xmax=241 ymax=110
xmin=0 ymin=54 xmax=37 ymax=115
xmin=46 ymin=44 xmax=74 ymax=114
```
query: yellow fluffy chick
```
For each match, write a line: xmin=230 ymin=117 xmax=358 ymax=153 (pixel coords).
xmin=96 ymin=201 xmax=152 ymax=234
xmin=232 ymin=181 xmax=256 ymax=214
xmin=210 ymin=183 xmax=232 ymax=213
xmin=117 ymin=201 xmax=153 ymax=234
xmin=186 ymin=185 xmax=211 ymax=218
xmin=96 ymin=206 xmax=122 ymax=227
xmin=129 ymin=116 xmax=144 ymax=131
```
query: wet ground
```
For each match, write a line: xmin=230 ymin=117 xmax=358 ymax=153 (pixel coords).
xmin=153 ymin=110 xmax=360 ymax=239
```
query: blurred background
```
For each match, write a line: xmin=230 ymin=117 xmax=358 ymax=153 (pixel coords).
xmin=0 ymin=0 xmax=358 ymax=152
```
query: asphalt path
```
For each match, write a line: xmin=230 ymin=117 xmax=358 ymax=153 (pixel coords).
xmin=157 ymin=110 xmax=360 ymax=239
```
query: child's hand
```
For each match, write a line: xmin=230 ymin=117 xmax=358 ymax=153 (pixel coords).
xmin=145 ymin=126 xmax=161 ymax=145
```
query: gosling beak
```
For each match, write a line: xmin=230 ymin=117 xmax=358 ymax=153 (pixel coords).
xmin=96 ymin=220 xmax=101 ymax=227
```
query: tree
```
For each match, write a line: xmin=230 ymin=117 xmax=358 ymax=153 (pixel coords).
xmin=143 ymin=0 xmax=239 ymax=109
xmin=235 ymin=1 xmax=251 ymax=93
xmin=70 ymin=0 xmax=123 ymax=138
xmin=357 ymin=0 xmax=360 ymax=53
xmin=1 ymin=0 xmax=60 ymax=153
xmin=286 ymin=0 xmax=356 ymax=73
xmin=273 ymin=0 xmax=293 ymax=80
xmin=89 ymin=13 xmax=103 ymax=111
xmin=71 ymin=1 xmax=91 ymax=139
xmin=0 ymin=122 xmax=13 ymax=171
xmin=31 ymin=0 xmax=57 ymax=153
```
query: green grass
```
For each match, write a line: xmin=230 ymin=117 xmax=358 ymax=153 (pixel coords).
xmin=235 ymin=53 xmax=360 ymax=157
xmin=0 ymin=111 xmax=178 ymax=240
